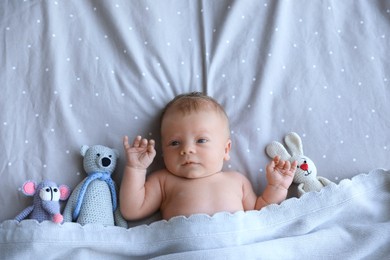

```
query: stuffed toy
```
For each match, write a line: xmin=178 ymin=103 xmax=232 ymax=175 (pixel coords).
xmin=14 ymin=180 xmax=70 ymax=223
xmin=266 ymin=132 xmax=333 ymax=197
xmin=63 ymin=145 xmax=128 ymax=228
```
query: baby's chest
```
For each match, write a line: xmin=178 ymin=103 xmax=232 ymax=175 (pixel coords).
xmin=166 ymin=178 xmax=242 ymax=202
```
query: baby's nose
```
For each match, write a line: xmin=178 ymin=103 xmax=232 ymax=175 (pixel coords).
xmin=180 ymin=144 xmax=195 ymax=155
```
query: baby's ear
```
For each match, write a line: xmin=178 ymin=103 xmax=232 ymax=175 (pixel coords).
xmin=224 ymin=139 xmax=232 ymax=161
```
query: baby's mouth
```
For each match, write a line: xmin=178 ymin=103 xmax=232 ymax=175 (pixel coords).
xmin=182 ymin=161 xmax=197 ymax=166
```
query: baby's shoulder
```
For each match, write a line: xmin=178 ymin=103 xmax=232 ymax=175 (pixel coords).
xmin=222 ymin=171 xmax=248 ymax=181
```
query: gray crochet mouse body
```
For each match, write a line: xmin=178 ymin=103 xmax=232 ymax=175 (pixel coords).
xmin=63 ymin=145 xmax=127 ymax=227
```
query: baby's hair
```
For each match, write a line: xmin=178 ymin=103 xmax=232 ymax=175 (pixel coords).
xmin=160 ymin=92 xmax=231 ymax=137
xmin=161 ymin=92 xmax=228 ymax=122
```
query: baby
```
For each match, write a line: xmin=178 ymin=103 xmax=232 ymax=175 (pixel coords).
xmin=120 ymin=92 xmax=297 ymax=220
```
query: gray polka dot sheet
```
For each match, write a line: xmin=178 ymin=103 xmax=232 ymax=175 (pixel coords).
xmin=0 ymin=2 xmax=389 ymax=256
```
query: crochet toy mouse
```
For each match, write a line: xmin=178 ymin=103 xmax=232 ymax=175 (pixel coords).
xmin=63 ymin=145 xmax=128 ymax=228
xmin=14 ymin=180 xmax=70 ymax=223
xmin=266 ymin=132 xmax=333 ymax=197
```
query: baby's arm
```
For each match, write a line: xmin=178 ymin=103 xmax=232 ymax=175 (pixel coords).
xmin=120 ymin=136 xmax=162 ymax=220
xmin=255 ymin=156 xmax=297 ymax=210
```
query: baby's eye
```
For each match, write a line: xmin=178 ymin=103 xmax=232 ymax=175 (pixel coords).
xmin=170 ymin=141 xmax=180 ymax=146
xmin=197 ymin=138 xmax=208 ymax=144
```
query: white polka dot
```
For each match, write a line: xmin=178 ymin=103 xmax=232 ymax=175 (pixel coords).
xmin=66 ymin=150 xmax=70 ymax=154
xmin=43 ymin=164 xmax=47 ymax=168
xmin=352 ymin=158 xmax=356 ymax=162
xmin=8 ymin=162 xmax=12 ymax=166
xmin=25 ymin=140 xmax=29 ymax=144
xmin=3 ymin=122 xmax=7 ymax=126
xmin=50 ymin=128 xmax=55 ymax=132
xmin=322 ymin=155 xmax=327 ymax=158
xmin=134 ymin=116 xmax=138 ymax=120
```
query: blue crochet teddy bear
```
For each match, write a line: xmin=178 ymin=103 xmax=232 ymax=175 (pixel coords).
xmin=63 ymin=145 xmax=128 ymax=228
xmin=15 ymin=180 xmax=70 ymax=223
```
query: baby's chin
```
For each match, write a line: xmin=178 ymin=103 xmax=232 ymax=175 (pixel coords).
xmin=169 ymin=169 xmax=221 ymax=179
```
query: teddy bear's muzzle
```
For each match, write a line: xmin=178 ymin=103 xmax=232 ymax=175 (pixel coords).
xmin=102 ymin=157 xmax=111 ymax=167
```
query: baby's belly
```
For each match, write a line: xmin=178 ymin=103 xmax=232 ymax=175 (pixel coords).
xmin=161 ymin=193 xmax=244 ymax=220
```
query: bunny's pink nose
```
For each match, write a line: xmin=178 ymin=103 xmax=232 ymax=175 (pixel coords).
xmin=300 ymin=163 xmax=309 ymax=171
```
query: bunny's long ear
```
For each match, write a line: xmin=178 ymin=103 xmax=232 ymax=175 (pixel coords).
xmin=266 ymin=141 xmax=292 ymax=161
xmin=284 ymin=132 xmax=303 ymax=156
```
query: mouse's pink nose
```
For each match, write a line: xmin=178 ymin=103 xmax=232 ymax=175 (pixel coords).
xmin=300 ymin=163 xmax=308 ymax=171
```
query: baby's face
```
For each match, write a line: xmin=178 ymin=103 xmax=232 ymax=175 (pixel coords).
xmin=161 ymin=108 xmax=231 ymax=179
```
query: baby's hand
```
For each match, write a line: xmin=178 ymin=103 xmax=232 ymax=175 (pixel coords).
xmin=123 ymin=135 xmax=156 ymax=170
xmin=265 ymin=156 xmax=297 ymax=190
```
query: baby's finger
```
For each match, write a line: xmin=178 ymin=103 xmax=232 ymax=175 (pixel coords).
xmin=139 ymin=138 xmax=149 ymax=148
xmin=147 ymin=139 xmax=156 ymax=153
xmin=132 ymin=135 xmax=142 ymax=147
xmin=123 ymin=136 xmax=130 ymax=148
xmin=291 ymin=160 xmax=298 ymax=170
xmin=283 ymin=160 xmax=291 ymax=171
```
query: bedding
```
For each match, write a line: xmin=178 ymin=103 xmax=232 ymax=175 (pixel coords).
xmin=1 ymin=0 xmax=390 ymax=258
xmin=1 ymin=169 xmax=390 ymax=259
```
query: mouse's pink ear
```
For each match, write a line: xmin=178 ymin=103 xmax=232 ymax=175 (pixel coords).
xmin=21 ymin=180 xmax=37 ymax=196
xmin=59 ymin=185 xmax=71 ymax=200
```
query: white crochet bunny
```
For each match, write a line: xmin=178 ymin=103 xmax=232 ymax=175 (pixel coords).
xmin=266 ymin=132 xmax=332 ymax=197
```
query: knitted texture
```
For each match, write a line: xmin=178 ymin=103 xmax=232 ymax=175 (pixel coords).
xmin=266 ymin=132 xmax=333 ymax=197
xmin=63 ymin=145 xmax=127 ymax=228
xmin=72 ymin=172 xmax=117 ymax=221
xmin=14 ymin=180 xmax=70 ymax=223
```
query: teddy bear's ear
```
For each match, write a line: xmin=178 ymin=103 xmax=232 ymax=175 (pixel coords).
xmin=80 ymin=145 xmax=89 ymax=157
xmin=284 ymin=132 xmax=304 ymax=156
xmin=266 ymin=141 xmax=292 ymax=161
